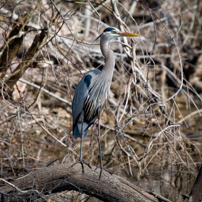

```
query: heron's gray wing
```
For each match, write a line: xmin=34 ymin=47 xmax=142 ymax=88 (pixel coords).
xmin=72 ymin=77 xmax=88 ymax=124
xmin=72 ymin=69 xmax=100 ymax=138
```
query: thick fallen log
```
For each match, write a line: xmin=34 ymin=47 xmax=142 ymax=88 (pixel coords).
xmin=0 ymin=163 xmax=157 ymax=202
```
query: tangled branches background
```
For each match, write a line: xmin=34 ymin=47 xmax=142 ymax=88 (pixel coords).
xmin=1 ymin=0 xmax=202 ymax=201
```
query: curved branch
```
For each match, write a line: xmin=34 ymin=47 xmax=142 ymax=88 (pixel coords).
xmin=0 ymin=163 xmax=157 ymax=202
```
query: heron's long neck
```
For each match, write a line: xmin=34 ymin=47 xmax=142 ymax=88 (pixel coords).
xmin=100 ymin=37 xmax=115 ymax=78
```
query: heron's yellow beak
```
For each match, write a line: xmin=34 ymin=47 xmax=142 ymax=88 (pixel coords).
xmin=118 ymin=32 xmax=140 ymax=37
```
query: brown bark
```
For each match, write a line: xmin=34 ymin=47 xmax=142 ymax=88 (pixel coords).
xmin=0 ymin=163 xmax=158 ymax=202
xmin=4 ymin=28 xmax=48 ymax=91
xmin=190 ymin=164 xmax=202 ymax=201
xmin=0 ymin=16 xmax=26 ymax=79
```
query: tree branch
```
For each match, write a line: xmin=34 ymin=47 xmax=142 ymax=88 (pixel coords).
xmin=0 ymin=163 xmax=157 ymax=202
xmin=4 ymin=28 xmax=48 ymax=90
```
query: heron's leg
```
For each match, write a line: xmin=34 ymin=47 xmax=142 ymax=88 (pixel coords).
xmin=95 ymin=115 xmax=113 ymax=179
xmin=97 ymin=115 xmax=103 ymax=179
xmin=71 ymin=119 xmax=91 ymax=173
xmin=79 ymin=119 xmax=84 ymax=173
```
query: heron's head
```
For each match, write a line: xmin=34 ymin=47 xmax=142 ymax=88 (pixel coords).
xmin=90 ymin=27 xmax=140 ymax=51
xmin=102 ymin=27 xmax=139 ymax=41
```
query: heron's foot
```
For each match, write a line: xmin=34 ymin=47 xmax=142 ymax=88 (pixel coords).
xmin=71 ymin=159 xmax=91 ymax=174
xmin=95 ymin=166 xmax=113 ymax=179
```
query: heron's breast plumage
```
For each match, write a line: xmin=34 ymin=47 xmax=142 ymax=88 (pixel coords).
xmin=83 ymin=73 xmax=109 ymax=123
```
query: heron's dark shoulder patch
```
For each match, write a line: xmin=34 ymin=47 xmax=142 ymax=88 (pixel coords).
xmin=84 ymin=75 xmax=92 ymax=87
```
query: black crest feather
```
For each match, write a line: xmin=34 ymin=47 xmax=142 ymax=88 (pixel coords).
xmin=103 ymin=27 xmax=116 ymax=32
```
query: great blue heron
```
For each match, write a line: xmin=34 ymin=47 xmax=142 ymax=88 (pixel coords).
xmin=72 ymin=27 xmax=139 ymax=178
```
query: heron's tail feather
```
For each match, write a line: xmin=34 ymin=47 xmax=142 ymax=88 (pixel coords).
xmin=73 ymin=125 xmax=88 ymax=139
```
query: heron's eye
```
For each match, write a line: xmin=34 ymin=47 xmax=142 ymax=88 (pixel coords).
xmin=111 ymin=30 xmax=116 ymax=34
